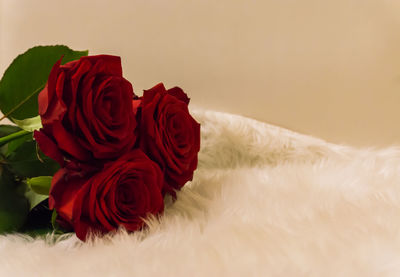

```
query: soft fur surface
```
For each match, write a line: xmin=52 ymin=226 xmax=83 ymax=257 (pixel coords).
xmin=1 ymin=109 xmax=400 ymax=276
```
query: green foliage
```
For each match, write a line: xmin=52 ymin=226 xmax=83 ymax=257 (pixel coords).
xmin=21 ymin=198 xmax=54 ymax=237
xmin=6 ymin=140 xmax=60 ymax=178
xmin=51 ymin=209 xmax=59 ymax=230
xmin=27 ymin=176 xmax=52 ymax=195
xmin=50 ymin=209 xmax=67 ymax=235
xmin=24 ymin=189 xmax=48 ymax=211
xmin=12 ymin=116 xmax=42 ymax=132
xmin=5 ymin=134 xmax=32 ymax=156
xmin=0 ymin=45 xmax=88 ymax=120
xmin=0 ymin=125 xmax=21 ymax=136
xmin=0 ymin=45 xmax=88 ymax=236
xmin=0 ymin=130 xmax=31 ymax=147
xmin=0 ymin=125 xmax=28 ymax=151
xmin=0 ymin=167 xmax=29 ymax=232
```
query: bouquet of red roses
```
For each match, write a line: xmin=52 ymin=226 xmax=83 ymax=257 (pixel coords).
xmin=0 ymin=45 xmax=200 ymax=241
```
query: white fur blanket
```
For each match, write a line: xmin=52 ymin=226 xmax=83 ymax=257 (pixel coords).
xmin=1 ymin=109 xmax=400 ymax=276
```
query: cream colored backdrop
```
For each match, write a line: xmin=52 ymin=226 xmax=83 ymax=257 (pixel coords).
xmin=1 ymin=0 xmax=400 ymax=146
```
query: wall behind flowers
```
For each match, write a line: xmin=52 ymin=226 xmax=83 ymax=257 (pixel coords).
xmin=1 ymin=0 xmax=400 ymax=146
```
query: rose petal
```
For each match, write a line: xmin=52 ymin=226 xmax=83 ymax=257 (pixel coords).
xmin=142 ymin=83 xmax=166 ymax=105
xmin=49 ymin=168 xmax=87 ymax=221
xmin=40 ymin=71 xmax=67 ymax=125
xmin=33 ymin=130 xmax=65 ymax=166
xmin=83 ymin=55 xmax=123 ymax=77
xmin=52 ymin=121 xmax=91 ymax=161
xmin=167 ymin=86 xmax=190 ymax=105
xmin=38 ymin=57 xmax=62 ymax=116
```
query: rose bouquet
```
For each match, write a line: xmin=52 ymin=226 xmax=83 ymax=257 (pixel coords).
xmin=0 ymin=45 xmax=200 ymax=241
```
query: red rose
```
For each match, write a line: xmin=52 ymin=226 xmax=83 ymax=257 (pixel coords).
xmin=138 ymin=83 xmax=200 ymax=197
xmin=34 ymin=55 xmax=137 ymax=166
xmin=49 ymin=149 xmax=164 ymax=241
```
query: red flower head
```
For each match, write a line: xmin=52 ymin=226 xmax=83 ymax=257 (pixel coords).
xmin=49 ymin=150 xmax=164 ymax=241
xmin=34 ymin=55 xmax=138 ymax=166
xmin=137 ymin=83 xmax=201 ymax=197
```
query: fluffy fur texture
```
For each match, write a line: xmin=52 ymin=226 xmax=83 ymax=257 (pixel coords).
xmin=1 ymin=109 xmax=400 ymax=276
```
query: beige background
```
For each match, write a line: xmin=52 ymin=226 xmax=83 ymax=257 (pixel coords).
xmin=1 ymin=0 xmax=400 ymax=147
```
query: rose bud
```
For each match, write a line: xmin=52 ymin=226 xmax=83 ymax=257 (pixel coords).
xmin=34 ymin=55 xmax=137 ymax=166
xmin=137 ymin=83 xmax=201 ymax=197
xmin=49 ymin=149 xmax=164 ymax=241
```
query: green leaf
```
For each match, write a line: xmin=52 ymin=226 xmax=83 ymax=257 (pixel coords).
xmin=0 ymin=125 xmax=21 ymax=137
xmin=51 ymin=209 xmax=66 ymax=234
xmin=51 ymin=209 xmax=58 ymax=230
xmin=6 ymin=140 xmax=59 ymax=178
xmin=12 ymin=116 xmax=42 ymax=132
xmin=0 ymin=45 xmax=88 ymax=121
xmin=24 ymin=189 xmax=48 ymax=211
xmin=5 ymin=133 xmax=32 ymax=157
xmin=0 ymin=167 xmax=29 ymax=232
xmin=26 ymin=176 xmax=52 ymax=195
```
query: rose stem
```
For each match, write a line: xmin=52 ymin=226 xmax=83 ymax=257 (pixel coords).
xmin=0 ymin=130 xmax=31 ymax=146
